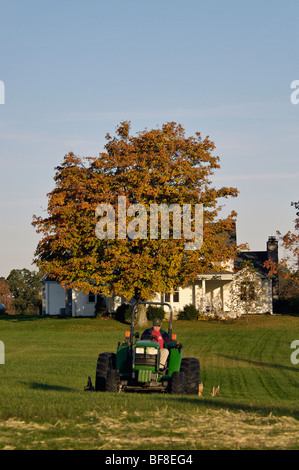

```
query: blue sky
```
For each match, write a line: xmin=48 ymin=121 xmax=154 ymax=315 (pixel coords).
xmin=0 ymin=0 xmax=298 ymax=278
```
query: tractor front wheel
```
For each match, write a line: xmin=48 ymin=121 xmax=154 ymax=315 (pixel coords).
xmin=169 ymin=371 xmax=185 ymax=394
xmin=95 ymin=352 xmax=116 ymax=391
xmin=106 ymin=369 xmax=120 ymax=393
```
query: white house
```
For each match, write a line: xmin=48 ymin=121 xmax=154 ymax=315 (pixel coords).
xmin=41 ymin=236 xmax=278 ymax=318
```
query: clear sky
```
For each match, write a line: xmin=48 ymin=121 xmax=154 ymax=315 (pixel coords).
xmin=0 ymin=0 xmax=298 ymax=278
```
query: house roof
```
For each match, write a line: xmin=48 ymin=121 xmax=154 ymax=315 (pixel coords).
xmin=40 ymin=274 xmax=56 ymax=282
xmin=234 ymin=251 xmax=270 ymax=275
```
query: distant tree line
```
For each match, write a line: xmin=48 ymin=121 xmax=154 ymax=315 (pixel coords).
xmin=0 ymin=269 xmax=42 ymax=315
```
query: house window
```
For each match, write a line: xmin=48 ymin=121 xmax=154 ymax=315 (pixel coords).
xmin=173 ymin=290 xmax=179 ymax=303
xmin=162 ymin=291 xmax=179 ymax=303
xmin=88 ymin=293 xmax=96 ymax=303
xmin=240 ymin=282 xmax=256 ymax=301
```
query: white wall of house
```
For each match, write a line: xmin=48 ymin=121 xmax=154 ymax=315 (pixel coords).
xmin=72 ymin=291 xmax=126 ymax=316
xmin=255 ymin=277 xmax=273 ymax=314
xmin=105 ymin=295 xmax=123 ymax=313
xmin=154 ymin=274 xmax=235 ymax=317
xmin=72 ymin=290 xmax=97 ymax=317
xmin=43 ymin=272 xmax=273 ymax=318
xmin=43 ymin=280 xmax=123 ymax=317
xmin=150 ymin=287 xmax=192 ymax=319
xmin=265 ymin=278 xmax=273 ymax=313
xmin=227 ymin=273 xmax=273 ymax=315
xmin=150 ymin=272 xmax=273 ymax=318
xmin=45 ymin=281 xmax=66 ymax=315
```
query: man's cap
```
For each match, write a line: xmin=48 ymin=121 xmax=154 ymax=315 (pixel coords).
xmin=152 ymin=318 xmax=162 ymax=326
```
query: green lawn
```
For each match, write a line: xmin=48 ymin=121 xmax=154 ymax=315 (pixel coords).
xmin=0 ymin=314 xmax=298 ymax=450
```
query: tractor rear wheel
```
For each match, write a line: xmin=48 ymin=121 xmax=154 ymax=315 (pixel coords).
xmin=106 ymin=369 xmax=120 ymax=392
xmin=169 ymin=371 xmax=185 ymax=394
xmin=95 ymin=352 xmax=116 ymax=391
xmin=180 ymin=357 xmax=200 ymax=395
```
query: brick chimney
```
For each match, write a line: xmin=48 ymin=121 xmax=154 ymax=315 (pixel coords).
xmin=267 ymin=236 xmax=279 ymax=300
xmin=267 ymin=236 xmax=278 ymax=263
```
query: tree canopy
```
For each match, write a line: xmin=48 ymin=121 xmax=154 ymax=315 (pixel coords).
xmin=32 ymin=121 xmax=243 ymax=301
xmin=6 ymin=269 xmax=42 ymax=315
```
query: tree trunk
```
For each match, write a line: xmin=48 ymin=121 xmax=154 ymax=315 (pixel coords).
xmin=135 ymin=303 xmax=148 ymax=328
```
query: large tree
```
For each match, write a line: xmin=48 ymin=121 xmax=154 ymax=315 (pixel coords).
xmin=32 ymin=122 xmax=243 ymax=314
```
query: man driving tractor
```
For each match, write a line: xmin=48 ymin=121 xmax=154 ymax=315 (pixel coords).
xmin=141 ymin=318 xmax=183 ymax=371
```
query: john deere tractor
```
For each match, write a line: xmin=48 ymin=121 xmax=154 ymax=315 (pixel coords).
xmin=89 ymin=301 xmax=201 ymax=395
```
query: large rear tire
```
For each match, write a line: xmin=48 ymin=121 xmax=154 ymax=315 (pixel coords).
xmin=180 ymin=357 xmax=200 ymax=395
xmin=95 ymin=352 xmax=116 ymax=391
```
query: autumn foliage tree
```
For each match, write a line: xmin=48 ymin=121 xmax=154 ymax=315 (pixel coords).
xmin=32 ymin=122 xmax=243 ymax=318
xmin=0 ymin=278 xmax=15 ymax=315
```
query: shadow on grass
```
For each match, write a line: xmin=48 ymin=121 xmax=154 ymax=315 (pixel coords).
xmin=217 ymin=354 xmax=299 ymax=373
xmin=0 ymin=314 xmax=129 ymax=323
xmin=154 ymin=395 xmax=299 ymax=420
xmin=0 ymin=314 xmax=92 ymax=322
xmin=0 ymin=314 xmax=45 ymax=322
xmin=27 ymin=381 xmax=75 ymax=392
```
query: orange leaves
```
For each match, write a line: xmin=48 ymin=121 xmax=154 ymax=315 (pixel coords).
xmin=263 ymin=259 xmax=279 ymax=275
xmin=32 ymin=122 xmax=241 ymax=300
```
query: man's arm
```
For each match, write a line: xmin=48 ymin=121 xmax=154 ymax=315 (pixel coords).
xmin=161 ymin=331 xmax=178 ymax=349
xmin=141 ymin=328 xmax=152 ymax=340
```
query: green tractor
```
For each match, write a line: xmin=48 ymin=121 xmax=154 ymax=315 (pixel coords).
xmin=88 ymin=301 xmax=202 ymax=395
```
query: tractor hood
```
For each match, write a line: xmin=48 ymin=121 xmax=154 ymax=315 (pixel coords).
xmin=135 ymin=340 xmax=160 ymax=350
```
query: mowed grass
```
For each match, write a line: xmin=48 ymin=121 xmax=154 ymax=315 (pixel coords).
xmin=0 ymin=314 xmax=298 ymax=450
